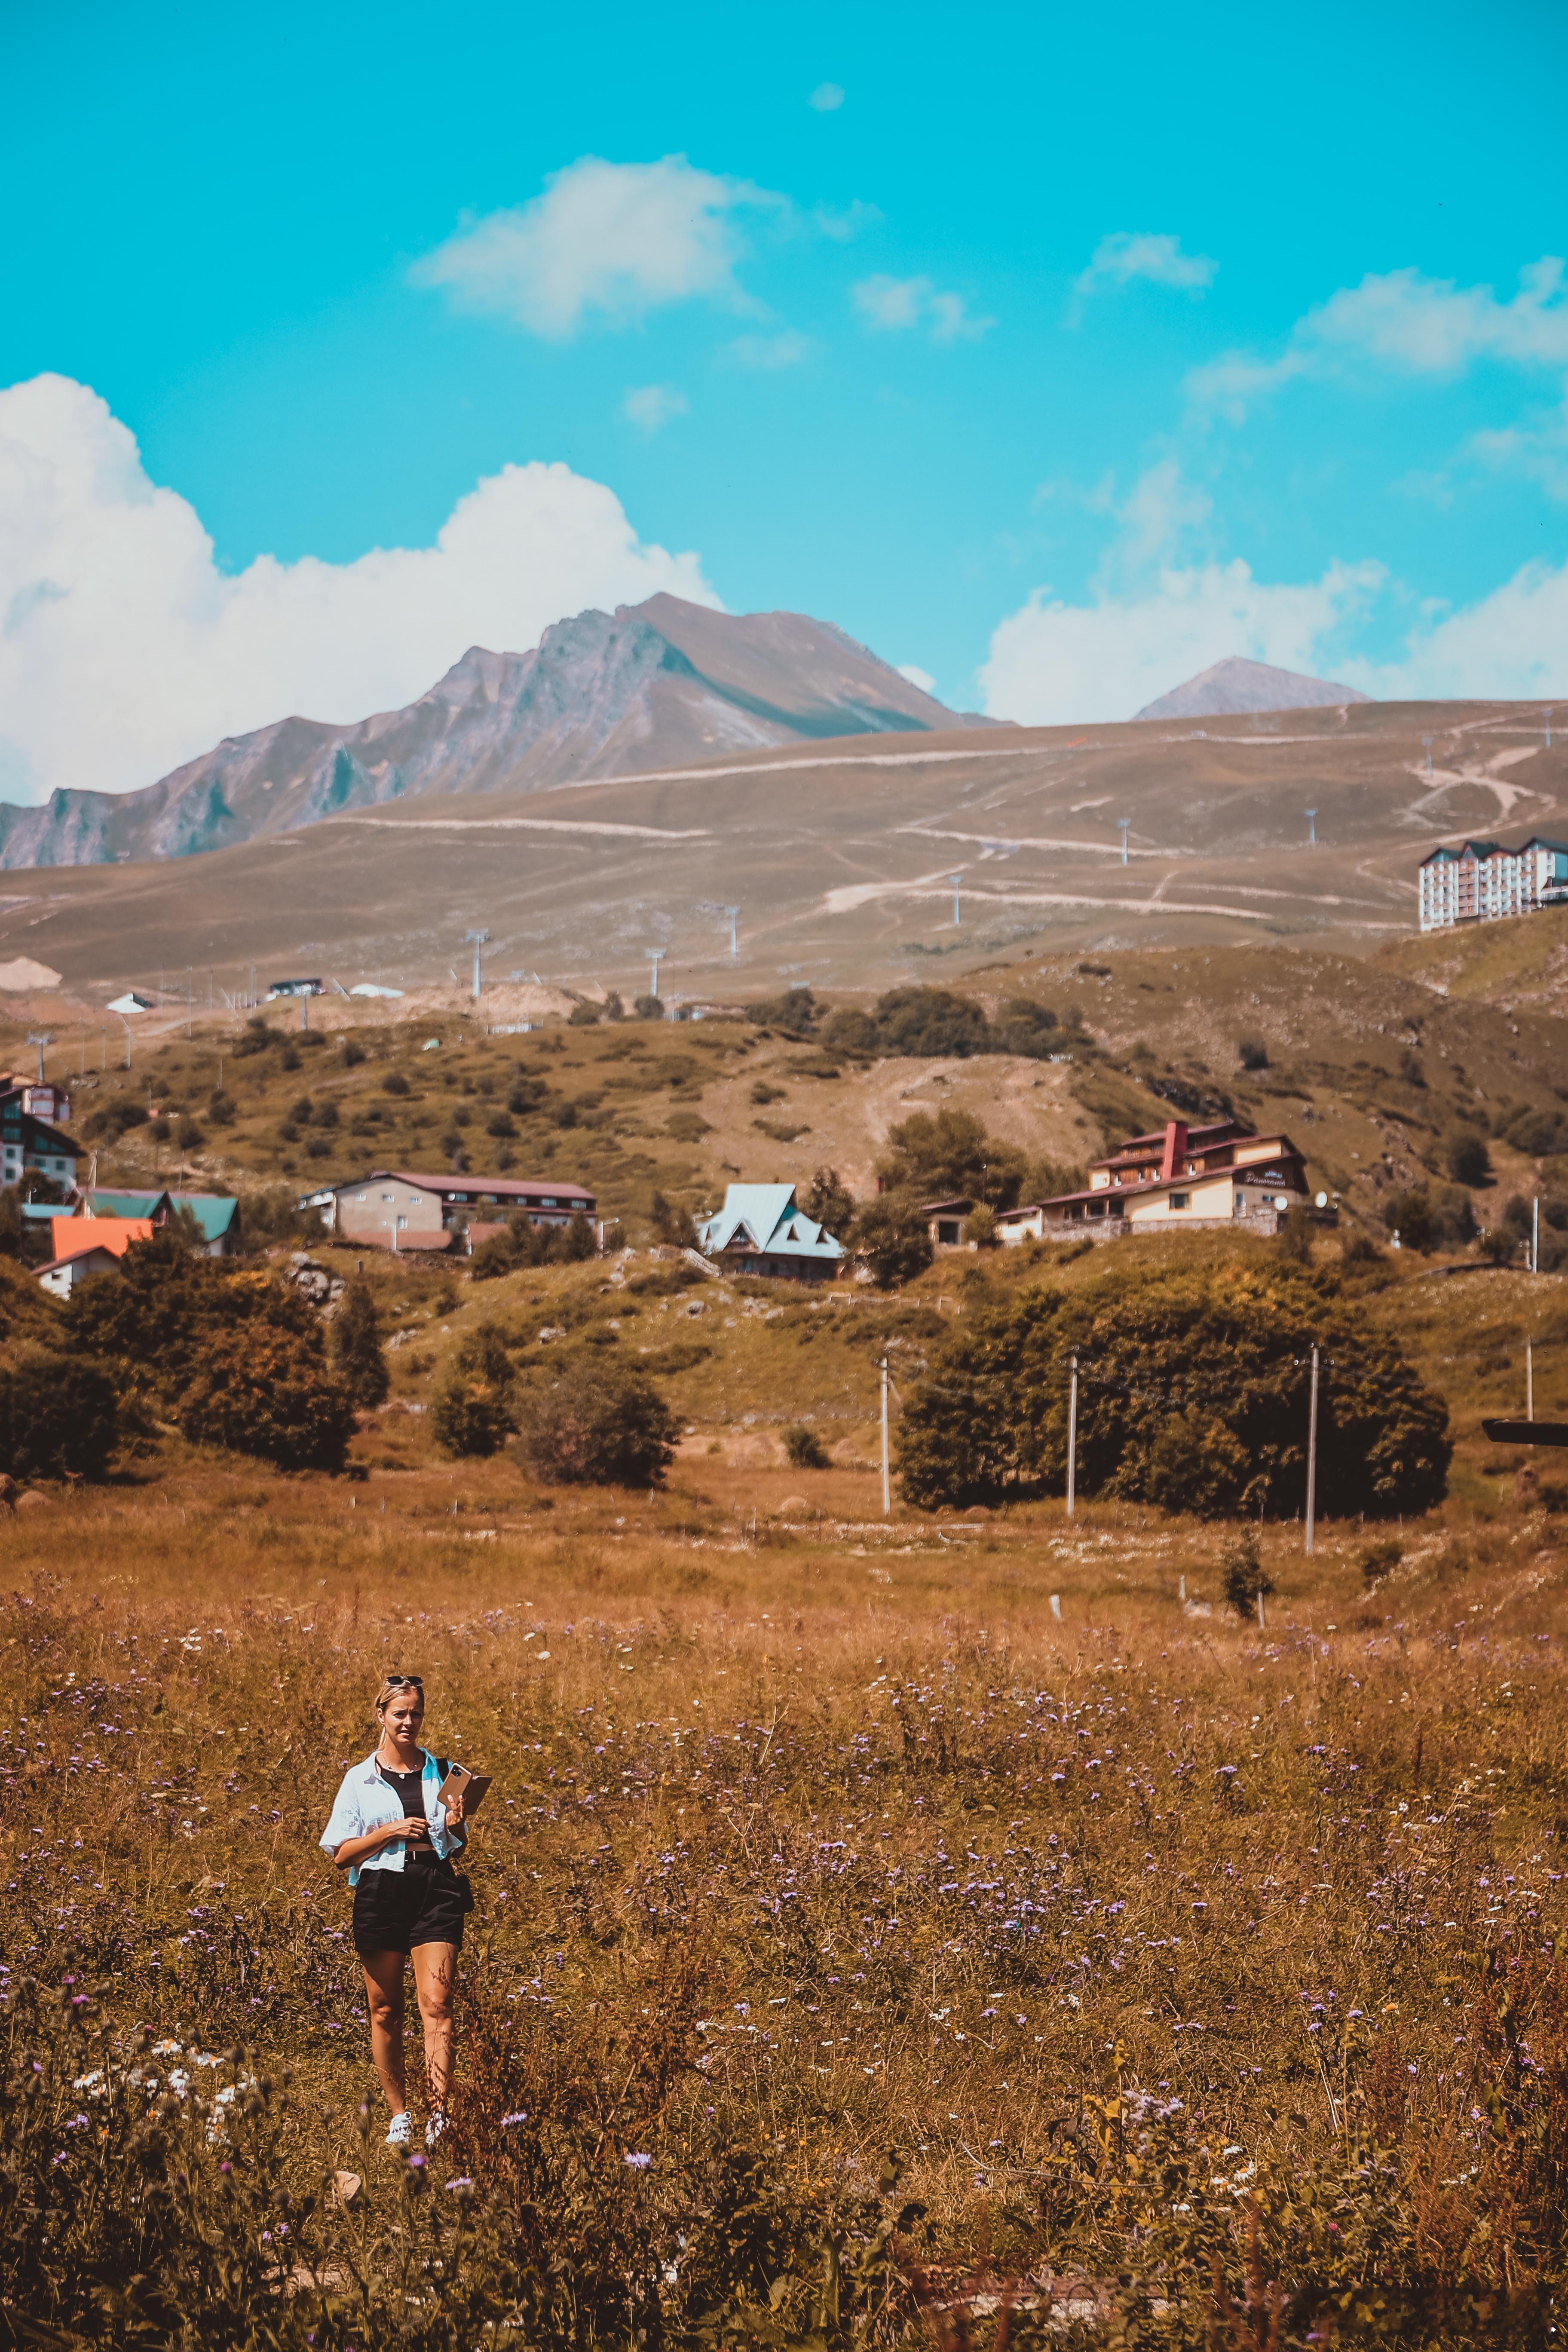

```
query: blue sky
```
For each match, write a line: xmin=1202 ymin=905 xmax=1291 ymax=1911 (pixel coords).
xmin=2 ymin=0 xmax=1566 ymax=799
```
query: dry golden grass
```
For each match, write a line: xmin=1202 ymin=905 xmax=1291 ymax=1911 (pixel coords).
xmin=7 ymin=1454 xmax=1568 ymax=2284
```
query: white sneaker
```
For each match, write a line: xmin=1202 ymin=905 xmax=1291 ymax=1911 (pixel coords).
xmin=426 ymin=2111 xmax=447 ymax=2147
xmin=385 ymin=2111 xmax=412 ymax=2148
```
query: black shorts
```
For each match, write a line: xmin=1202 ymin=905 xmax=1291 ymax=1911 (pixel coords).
xmin=352 ymin=1862 xmax=468 ymax=1959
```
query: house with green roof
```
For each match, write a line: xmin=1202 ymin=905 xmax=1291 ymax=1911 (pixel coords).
xmin=695 ymin=1184 xmax=844 ymax=1283
xmin=85 ymin=1188 xmax=241 ymax=1256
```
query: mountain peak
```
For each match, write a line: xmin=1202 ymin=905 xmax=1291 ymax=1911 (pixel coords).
xmin=1135 ymin=655 xmax=1372 ymax=722
xmin=0 ymin=594 xmax=997 ymax=871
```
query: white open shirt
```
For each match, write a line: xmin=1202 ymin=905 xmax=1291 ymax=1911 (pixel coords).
xmin=320 ymin=1749 xmax=465 ymax=1887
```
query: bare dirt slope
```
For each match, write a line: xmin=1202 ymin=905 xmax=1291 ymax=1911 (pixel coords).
xmin=0 ymin=693 xmax=1558 ymax=1010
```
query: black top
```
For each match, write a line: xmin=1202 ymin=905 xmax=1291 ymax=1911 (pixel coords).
xmin=383 ymin=1761 xmax=435 ymax=1868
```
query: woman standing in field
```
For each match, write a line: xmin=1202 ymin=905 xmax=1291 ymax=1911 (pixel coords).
xmin=321 ymin=1674 xmax=469 ymax=2147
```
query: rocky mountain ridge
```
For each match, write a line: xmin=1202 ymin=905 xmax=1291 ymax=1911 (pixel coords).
xmin=0 ymin=594 xmax=995 ymax=870
xmin=1135 ymin=655 xmax=1372 ymax=721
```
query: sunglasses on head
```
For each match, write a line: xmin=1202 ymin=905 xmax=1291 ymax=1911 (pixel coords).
xmin=384 ymin=1674 xmax=423 ymax=1691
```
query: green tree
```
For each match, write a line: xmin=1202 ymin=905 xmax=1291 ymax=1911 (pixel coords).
xmin=0 ymin=1344 xmax=118 ymax=1479
xmin=802 ymin=1167 xmax=856 ymax=1239
xmin=332 ymin=1279 xmax=389 ymax=1406
xmin=431 ymin=1323 xmax=517 ymax=1457
xmin=0 ymin=1188 xmax=23 ymax=1262
xmin=879 ymin=1106 xmax=1027 ymax=1210
xmin=896 ymin=1256 xmax=1450 ymax=1520
xmin=1220 ymin=1528 xmax=1276 ymax=1618
xmin=853 ymin=1195 xmax=933 ymax=1289
xmin=783 ymin=1423 xmax=830 ymax=1469
xmin=179 ymin=1318 xmax=355 ymax=1471
xmin=521 ymin=1356 xmax=677 ymax=1488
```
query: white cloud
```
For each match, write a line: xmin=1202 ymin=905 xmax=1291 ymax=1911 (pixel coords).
xmin=1074 ymin=231 xmax=1217 ymax=297
xmin=852 ymin=273 xmax=994 ymax=343
xmin=808 ymin=82 xmax=845 ymax=111
xmin=726 ymin=329 xmax=816 ymax=369
xmin=1189 ymin=257 xmax=1568 ymax=416
xmin=410 ymin=155 xmax=787 ymax=338
xmin=979 ymin=556 xmax=1381 ymax=724
xmin=897 ymin=663 xmax=935 ymax=694
xmin=1344 ymin=558 xmax=1568 ymax=701
xmin=0 ymin=373 xmax=720 ymax=802
xmin=622 ymin=383 xmax=689 ymax=433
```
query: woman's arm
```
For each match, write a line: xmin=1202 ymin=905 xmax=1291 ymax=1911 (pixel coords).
xmin=328 ymin=1815 xmax=428 ymax=1873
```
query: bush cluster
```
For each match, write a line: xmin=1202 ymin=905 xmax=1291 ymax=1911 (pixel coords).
xmin=897 ymin=1255 xmax=1451 ymax=1518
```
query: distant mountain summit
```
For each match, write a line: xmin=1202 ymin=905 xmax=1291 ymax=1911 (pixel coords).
xmin=1135 ymin=656 xmax=1372 ymax=722
xmin=0 ymin=594 xmax=997 ymax=870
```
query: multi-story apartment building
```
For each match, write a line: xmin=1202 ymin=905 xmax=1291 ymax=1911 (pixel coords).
xmin=1418 ymin=836 xmax=1568 ymax=933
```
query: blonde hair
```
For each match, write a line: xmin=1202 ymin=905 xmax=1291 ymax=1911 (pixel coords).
xmin=374 ymin=1674 xmax=424 ymax=1720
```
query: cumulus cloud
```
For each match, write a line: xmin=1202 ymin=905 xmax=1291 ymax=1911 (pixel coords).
xmin=979 ymin=557 xmax=1382 ymax=725
xmin=1347 ymin=558 xmax=1568 ymax=702
xmin=1189 ymin=256 xmax=1568 ymax=417
xmin=0 ymin=373 xmax=719 ymax=803
xmin=980 ymin=543 xmax=1568 ymax=726
xmin=1074 ymin=231 xmax=1216 ymax=297
xmin=411 ymin=155 xmax=787 ymax=338
xmin=852 ymin=273 xmax=994 ymax=343
xmin=808 ymin=82 xmax=845 ymax=111
xmin=622 ymin=382 xmax=689 ymax=433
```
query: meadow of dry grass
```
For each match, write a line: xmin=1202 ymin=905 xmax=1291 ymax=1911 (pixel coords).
xmin=6 ymin=1420 xmax=1568 ymax=2343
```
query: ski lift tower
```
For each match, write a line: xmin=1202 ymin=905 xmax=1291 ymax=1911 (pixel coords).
xmin=24 ymin=1032 xmax=52 ymax=1084
xmin=464 ymin=929 xmax=490 ymax=1002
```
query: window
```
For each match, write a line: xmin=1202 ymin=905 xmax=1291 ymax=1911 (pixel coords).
xmin=1088 ymin=1199 xmax=1106 ymax=1219
xmin=937 ymin=1220 xmax=960 ymax=1245
xmin=1170 ymin=1191 xmax=1190 ymax=1210
xmin=381 ymin=1192 xmax=394 ymax=1202
xmin=396 ymin=1215 xmax=407 ymax=1230
xmin=355 ymin=1193 xmax=368 ymax=1203
xmin=409 ymin=1195 xmax=423 ymax=1205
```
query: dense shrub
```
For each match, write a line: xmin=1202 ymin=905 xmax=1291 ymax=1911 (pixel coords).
xmin=782 ymin=1423 xmax=830 ymax=1469
xmin=470 ymin=1213 xmax=597 ymax=1281
xmin=80 ymin=1095 xmax=148 ymax=1145
xmin=0 ymin=1343 xmax=118 ymax=1478
xmin=521 ymin=1356 xmax=677 ymax=1488
xmin=1238 ymin=1036 xmax=1269 ymax=1070
xmin=331 ymin=1278 xmax=389 ymax=1406
xmin=897 ymin=1257 xmax=1451 ymax=1519
xmin=179 ymin=1319 xmax=355 ymax=1471
xmin=817 ymin=985 xmax=1070 ymax=1063
xmin=1446 ymin=1124 xmax=1492 ymax=1185
xmin=1497 ymin=1102 xmax=1568 ymax=1157
xmin=634 ymin=992 xmax=663 ymax=1021
xmin=1220 ymin=1527 xmax=1275 ymax=1618
xmin=745 ymin=986 xmax=819 ymax=1035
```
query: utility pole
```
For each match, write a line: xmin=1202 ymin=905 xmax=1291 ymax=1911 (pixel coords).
xmin=1118 ymin=818 xmax=1131 ymax=866
xmin=1528 ymin=1338 xmax=1534 ymax=1423
xmin=1066 ymin=1353 xmax=1078 ymax=1519
xmin=1546 ymin=707 xmax=1555 ymax=751
xmin=1534 ymin=1195 xmax=1540 ymax=1275
xmin=186 ymin=968 xmax=193 ymax=1039
xmin=949 ymin=874 xmax=962 ymax=925
xmin=465 ymin=928 xmax=490 ymax=1001
xmin=1421 ymin=735 xmax=1433 ymax=777
xmin=1305 ymin=1344 xmax=1320 ymax=1556
xmin=1305 ymin=807 xmax=1317 ymax=846
xmin=880 ymin=1355 xmax=891 ymax=1519
xmin=725 ymin=906 xmax=739 ymax=959
xmin=647 ymin=950 xmax=664 ymax=1003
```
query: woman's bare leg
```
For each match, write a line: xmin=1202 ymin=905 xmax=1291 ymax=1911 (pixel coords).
xmin=361 ymin=1950 xmax=408 ymax=2114
xmin=411 ymin=1941 xmax=459 ymax=2113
